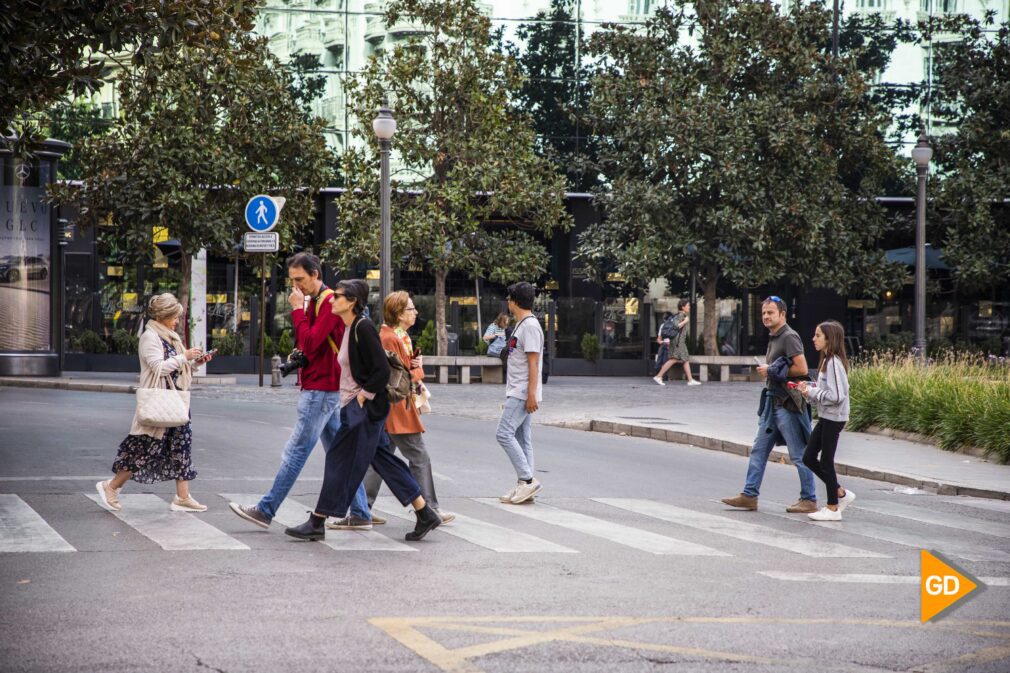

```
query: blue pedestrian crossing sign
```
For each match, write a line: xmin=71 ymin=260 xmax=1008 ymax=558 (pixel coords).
xmin=244 ymin=195 xmax=284 ymax=232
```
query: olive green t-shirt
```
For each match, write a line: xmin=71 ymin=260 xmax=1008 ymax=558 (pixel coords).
xmin=765 ymin=323 xmax=805 ymax=395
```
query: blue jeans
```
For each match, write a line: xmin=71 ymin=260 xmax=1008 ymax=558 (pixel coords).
xmin=743 ymin=402 xmax=817 ymax=502
xmin=496 ymin=396 xmax=534 ymax=481
xmin=257 ymin=390 xmax=342 ymax=520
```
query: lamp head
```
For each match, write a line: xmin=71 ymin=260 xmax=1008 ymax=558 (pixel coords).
xmin=372 ymin=96 xmax=397 ymax=141
xmin=911 ymin=130 xmax=932 ymax=168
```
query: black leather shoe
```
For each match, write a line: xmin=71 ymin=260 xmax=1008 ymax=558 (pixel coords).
xmin=284 ymin=515 xmax=325 ymax=541
xmin=405 ymin=504 xmax=441 ymax=541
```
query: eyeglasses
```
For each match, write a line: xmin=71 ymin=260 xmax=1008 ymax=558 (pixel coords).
xmin=333 ymin=292 xmax=347 ymax=299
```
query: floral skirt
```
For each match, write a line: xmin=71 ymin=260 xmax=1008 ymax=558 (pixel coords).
xmin=113 ymin=423 xmax=196 ymax=484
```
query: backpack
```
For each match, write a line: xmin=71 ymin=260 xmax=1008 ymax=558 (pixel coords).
xmin=659 ymin=316 xmax=677 ymax=340
xmin=384 ymin=349 xmax=413 ymax=403
xmin=352 ymin=319 xmax=412 ymax=403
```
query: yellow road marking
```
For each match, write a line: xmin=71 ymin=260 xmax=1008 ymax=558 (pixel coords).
xmin=369 ymin=616 xmax=1010 ymax=673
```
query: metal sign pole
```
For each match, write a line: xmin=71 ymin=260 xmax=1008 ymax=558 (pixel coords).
xmin=259 ymin=253 xmax=266 ymax=387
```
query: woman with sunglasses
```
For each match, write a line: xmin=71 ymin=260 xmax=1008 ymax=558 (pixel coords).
xmin=284 ymin=279 xmax=441 ymax=542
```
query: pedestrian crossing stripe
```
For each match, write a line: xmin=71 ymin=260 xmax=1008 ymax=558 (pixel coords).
xmin=758 ymin=571 xmax=1010 ymax=587
xmin=222 ymin=494 xmax=416 ymax=553
xmin=3 ymin=493 xmax=1006 ymax=558
xmin=373 ymin=497 xmax=577 ymax=553
xmin=760 ymin=500 xmax=1010 ymax=563
xmin=0 ymin=494 xmax=75 ymax=553
xmin=474 ymin=498 xmax=730 ymax=556
xmin=854 ymin=499 xmax=1010 ymax=540
xmin=84 ymin=493 xmax=249 ymax=551
xmin=594 ymin=498 xmax=890 ymax=558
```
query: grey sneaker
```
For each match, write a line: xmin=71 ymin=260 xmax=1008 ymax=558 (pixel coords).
xmin=95 ymin=480 xmax=121 ymax=512
xmin=326 ymin=515 xmax=373 ymax=530
xmin=436 ymin=510 xmax=456 ymax=525
xmin=510 ymin=479 xmax=543 ymax=504
xmin=228 ymin=502 xmax=271 ymax=528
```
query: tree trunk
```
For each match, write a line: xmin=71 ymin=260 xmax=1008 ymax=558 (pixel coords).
xmin=703 ymin=263 xmax=719 ymax=356
xmin=435 ymin=268 xmax=448 ymax=356
xmin=179 ymin=242 xmax=192 ymax=345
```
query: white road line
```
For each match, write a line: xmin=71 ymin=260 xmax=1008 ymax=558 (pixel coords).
xmin=475 ymin=498 xmax=730 ymax=556
xmin=0 ymin=494 xmax=75 ymax=553
xmin=222 ymin=494 xmax=415 ymax=553
xmin=85 ymin=494 xmax=248 ymax=551
xmin=854 ymin=499 xmax=1010 ymax=541
xmin=374 ymin=497 xmax=577 ymax=553
xmin=594 ymin=498 xmax=889 ymax=558
xmin=940 ymin=498 xmax=1010 ymax=514
xmin=761 ymin=501 xmax=1010 ymax=563
xmin=759 ymin=571 xmax=1010 ymax=587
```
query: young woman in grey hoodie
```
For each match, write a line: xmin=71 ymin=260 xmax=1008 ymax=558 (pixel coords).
xmin=798 ymin=320 xmax=855 ymax=521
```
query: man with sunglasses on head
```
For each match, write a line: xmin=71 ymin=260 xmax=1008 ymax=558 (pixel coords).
xmin=721 ymin=296 xmax=818 ymax=513
xmin=228 ymin=252 xmax=346 ymax=529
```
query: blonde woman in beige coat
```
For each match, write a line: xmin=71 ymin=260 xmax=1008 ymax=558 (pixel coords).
xmin=95 ymin=293 xmax=212 ymax=512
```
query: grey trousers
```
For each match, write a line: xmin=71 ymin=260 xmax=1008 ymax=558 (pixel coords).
xmin=363 ymin=432 xmax=439 ymax=510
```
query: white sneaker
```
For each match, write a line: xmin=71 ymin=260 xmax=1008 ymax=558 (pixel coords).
xmin=499 ymin=482 xmax=521 ymax=503
xmin=95 ymin=480 xmax=121 ymax=512
xmin=653 ymin=376 xmax=666 ymax=386
xmin=170 ymin=495 xmax=208 ymax=512
xmin=837 ymin=489 xmax=856 ymax=512
xmin=687 ymin=380 xmax=702 ymax=386
xmin=510 ymin=478 xmax=543 ymax=504
xmin=808 ymin=507 xmax=842 ymax=521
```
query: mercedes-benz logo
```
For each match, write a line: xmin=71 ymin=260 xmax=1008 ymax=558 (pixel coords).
xmin=15 ymin=162 xmax=31 ymax=184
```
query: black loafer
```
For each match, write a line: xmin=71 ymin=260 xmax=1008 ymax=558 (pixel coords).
xmin=405 ymin=504 xmax=441 ymax=542
xmin=284 ymin=516 xmax=325 ymax=541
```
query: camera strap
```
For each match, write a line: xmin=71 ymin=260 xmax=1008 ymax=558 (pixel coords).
xmin=313 ymin=288 xmax=340 ymax=355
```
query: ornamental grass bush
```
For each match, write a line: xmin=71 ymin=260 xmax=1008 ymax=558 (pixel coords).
xmin=848 ymin=354 xmax=1010 ymax=464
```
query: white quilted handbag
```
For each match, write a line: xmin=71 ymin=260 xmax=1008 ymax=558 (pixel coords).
xmin=136 ymin=376 xmax=190 ymax=427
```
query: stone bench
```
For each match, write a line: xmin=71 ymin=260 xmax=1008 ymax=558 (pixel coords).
xmin=424 ymin=356 xmax=504 ymax=384
xmin=688 ymin=355 xmax=766 ymax=382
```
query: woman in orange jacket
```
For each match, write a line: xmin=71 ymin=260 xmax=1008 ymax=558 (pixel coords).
xmin=329 ymin=291 xmax=455 ymax=529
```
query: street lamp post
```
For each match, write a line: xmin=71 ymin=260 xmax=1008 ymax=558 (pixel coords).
xmin=372 ymin=97 xmax=397 ymax=312
xmin=911 ymin=130 xmax=933 ymax=365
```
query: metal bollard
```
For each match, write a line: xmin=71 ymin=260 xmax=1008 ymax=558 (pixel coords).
xmin=270 ymin=354 xmax=282 ymax=387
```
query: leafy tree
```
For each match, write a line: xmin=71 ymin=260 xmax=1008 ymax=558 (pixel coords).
xmin=286 ymin=53 xmax=328 ymax=122
xmin=579 ymin=0 xmax=904 ymax=354
xmin=52 ymin=32 xmax=332 ymax=323
xmin=1 ymin=0 xmax=256 ymax=150
xmin=513 ymin=0 xmax=599 ymax=192
xmin=924 ymin=13 xmax=1010 ymax=290
xmin=322 ymin=0 xmax=571 ymax=355
xmin=43 ymin=102 xmax=111 ymax=180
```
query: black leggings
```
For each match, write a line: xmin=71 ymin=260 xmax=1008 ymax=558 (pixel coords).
xmin=802 ymin=419 xmax=846 ymax=505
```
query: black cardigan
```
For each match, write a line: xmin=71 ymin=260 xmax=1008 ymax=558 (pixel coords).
xmin=349 ymin=315 xmax=391 ymax=420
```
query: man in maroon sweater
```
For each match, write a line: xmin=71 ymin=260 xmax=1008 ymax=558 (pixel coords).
xmin=229 ymin=253 xmax=345 ymax=528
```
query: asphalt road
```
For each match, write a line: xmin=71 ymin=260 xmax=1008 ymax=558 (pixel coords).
xmin=1 ymin=387 xmax=1008 ymax=673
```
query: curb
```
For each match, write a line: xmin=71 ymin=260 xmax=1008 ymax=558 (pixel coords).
xmin=0 ymin=377 xmax=137 ymax=394
xmin=583 ymin=419 xmax=1010 ymax=502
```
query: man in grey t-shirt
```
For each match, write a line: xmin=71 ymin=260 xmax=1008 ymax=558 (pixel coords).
xmin=721 ymin=296 xmax=818 ymax=513
xmin=496 ymin=282 xmax=544 ymax=505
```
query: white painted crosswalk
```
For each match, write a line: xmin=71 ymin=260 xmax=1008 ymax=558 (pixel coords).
xmin=85 ymin=493 xmax=249 ymax=551
xmin=758 ymin=571 xmax=1010 ymax=587
xmin=0 ymin=494 xmax=74 ymax=553
xmin=593 ymin=498 xmax=890 ymax=558
xmin=1 ymin=492 xmax=1008 ymax=563
xmin=475 ymin=498 xmax=730 ymax=556
xmin=223 ymin=494 xmax=416 ymax=553
xmin=374 ymin=497 xmax=577 ymax=553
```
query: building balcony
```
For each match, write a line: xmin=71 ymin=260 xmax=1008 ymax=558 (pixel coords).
xmin=320 ymin=95 xmax=345 ymax=123
xmin=293 ymin=23 xmax=324 ymax=54
xmin=322 ymin=20 xmax=345 ymax=50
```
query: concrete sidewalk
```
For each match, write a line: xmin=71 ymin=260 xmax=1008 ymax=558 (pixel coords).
xmin=3 ymin=372 xmax=1008 ymax=500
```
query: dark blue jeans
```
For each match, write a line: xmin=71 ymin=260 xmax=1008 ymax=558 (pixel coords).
xmin=315 ymin=402 xmax=421 ymax=517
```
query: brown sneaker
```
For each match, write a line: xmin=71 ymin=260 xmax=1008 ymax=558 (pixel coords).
xmin=786 ymin=499 xmax=818 ymax=513
xmin=721 ymin=494 xmax=758 ymax=510
xmin=370 ymin=514 xmax=386 ymax=525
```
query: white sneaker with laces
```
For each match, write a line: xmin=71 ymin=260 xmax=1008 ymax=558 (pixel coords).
xmin=837 ymin=489 xmax=856 ymax=512
xmin=170 ymin=495 xmax=208 ymax=512
xmin=499 ymin=482 xmax=521 ymax=503
xmin=808 ymin=507 xmax=842 ymax=521
xmin=687 ymin=380 xmax=702 ymax=386
xmin=510 ymin=478 xmax=543 ymax=504
xmin=95 ymin=480 xmax=121 ymax=512
xmin=653 ymin=376 xmax=666 ymax=386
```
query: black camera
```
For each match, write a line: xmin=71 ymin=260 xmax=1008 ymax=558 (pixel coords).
xmin=279 ymin=348 xmax=309 ymax=377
